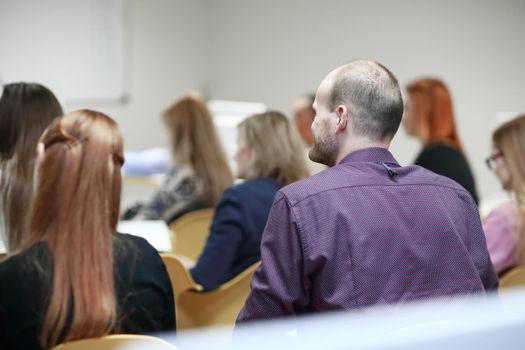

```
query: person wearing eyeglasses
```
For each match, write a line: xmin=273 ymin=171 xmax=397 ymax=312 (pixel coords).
xmin=482 ymin=114 xmax=525 ymax=275
xmin=403 ymin=78 xmax=479 ymax=204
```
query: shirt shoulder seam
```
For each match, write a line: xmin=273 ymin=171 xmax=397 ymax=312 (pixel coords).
xmin=285 ymin=182 xmax=471 ymax=207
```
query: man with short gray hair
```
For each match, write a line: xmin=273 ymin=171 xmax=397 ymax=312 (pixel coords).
xmin=237 ymin=60 xmax=497 ymax=322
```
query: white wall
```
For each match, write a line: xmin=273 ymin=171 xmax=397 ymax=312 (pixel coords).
xmin=69 ymin=0 xmax=210 ymax=151
xmin=204 ymin=0 xmax=525 ymax=201
xmin=0 ymin=0 xmax=128 ymax=101
xmin=3 ymin=0 xmax=525 ymax=201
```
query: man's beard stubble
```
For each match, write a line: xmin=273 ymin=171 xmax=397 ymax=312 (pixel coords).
xmin=308 ymin=135 xmax=337 ymax=167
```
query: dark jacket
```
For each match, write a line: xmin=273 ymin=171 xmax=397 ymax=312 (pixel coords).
xmin=190 ymin=178 xmax=281 ymax=290
xmin=415 ymin=143 xmax=479 ymax=205
xmin=0 ymin=233 xmax=175 ymax=350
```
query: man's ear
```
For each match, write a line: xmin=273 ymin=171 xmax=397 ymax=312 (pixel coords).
xmin=335 ymin=104 xmax=348 ymax=134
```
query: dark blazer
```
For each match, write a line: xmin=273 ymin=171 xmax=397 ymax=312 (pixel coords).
xmin=190 ymin=178 xmax=281 ymax=291
xmin=0 ymin=233 xmax=175 ymax=350
xmin=415 ymin=143 xmax=479 ymax=205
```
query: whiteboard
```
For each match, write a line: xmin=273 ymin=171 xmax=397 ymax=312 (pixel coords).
xmin=0 ymin=0 xmax=129 ymax=103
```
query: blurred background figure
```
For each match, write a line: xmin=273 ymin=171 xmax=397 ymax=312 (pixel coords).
xmin=190 ymin=111 xmax=309 ymax=290
xmin=122 ymin=95 xmax=233 ymax=224
xmin=237 ymin=61 xmax=496 ymax=323
xmin=483 ymin=114 xmax=525 ymax=275
xmin=0 ymin=82 xmax=63 ymax=252
xmin=293 ymin=93 xmax=327 ymax=174
xmin=122 ymin=147 xmax=171 ymax=177
xmin=293 ymin=93 xmax=316 ymax=146
xmin=0 ymin=110 xmax=175 ymax=350
xmin=403 ymin=78 xmax=479 ymax=204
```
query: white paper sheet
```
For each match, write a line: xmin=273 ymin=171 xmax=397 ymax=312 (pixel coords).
xmin=117 ymin=220 xmax=172 ymax=252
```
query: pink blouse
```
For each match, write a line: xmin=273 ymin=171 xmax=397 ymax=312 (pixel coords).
xmin=483 ymin=202 xmax=519 ymax=274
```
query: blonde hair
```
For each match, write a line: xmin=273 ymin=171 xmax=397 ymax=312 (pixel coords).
xmin=238 ymin=111 xmax=309 ymax=185
xmin=163 ymin=95 xmax=233 ymax=206
xmin=493 ymin=114 xmax=525 ymax=263
xmin=26 ymin=110 xmax=123 ymax=348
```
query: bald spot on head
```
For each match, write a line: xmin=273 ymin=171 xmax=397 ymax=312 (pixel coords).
xmin=324 ymin=60 xmax=403 ymax=141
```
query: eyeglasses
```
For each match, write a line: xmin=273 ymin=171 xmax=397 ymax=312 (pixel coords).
xmin=485 ymin=150 xmax=503 ymax=170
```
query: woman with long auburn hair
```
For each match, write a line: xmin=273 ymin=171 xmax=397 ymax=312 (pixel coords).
xmin=403 ymin=78 xmax=479 ymax=204
xmin=0 ymin=110 xmax=175 ymax=350
xmin=483 ymin=114 xmax=525 ymax=275
xmin=190 ymin=111 xmax=309 ymax=290
xmin=123 ymin=94 xmax=233 ymax=223
xmin=0 ymin=82 xmax=63 ymax=252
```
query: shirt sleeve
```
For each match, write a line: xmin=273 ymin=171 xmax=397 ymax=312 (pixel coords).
xmin=463 ymin=194 xmax=499 ymax=290
xmin=236 ymin=191 xmax=309 ymax=323
xmin=190 ymin=188 xmax=245 ymax=291
xmin=482 ymin=203 xmax=518 ymax=274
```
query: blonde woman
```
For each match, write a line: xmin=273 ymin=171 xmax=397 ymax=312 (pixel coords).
xmin=190 ymin=111 xmax=309 ymax=290
xmin=0 ymin=110 xmax=174 ymax=350
xmin=483 ymin=114 xmax=525 ymax=275
xmin=123 ymin=95 xmax=233 ymax=224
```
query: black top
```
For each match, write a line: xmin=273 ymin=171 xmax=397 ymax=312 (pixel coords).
xmin=0 ymin=233 xmax=175 ymax=350
xmin=415 ymin=143 xmax=479 ymax=204
xmin=190 ymin=178 xmax=281 ymax=290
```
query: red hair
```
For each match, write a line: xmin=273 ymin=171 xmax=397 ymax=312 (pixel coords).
xmin=406 ymin=78 xmax=463 ymax=151
xmin=25 ymin=109 xmax=124 ymax=348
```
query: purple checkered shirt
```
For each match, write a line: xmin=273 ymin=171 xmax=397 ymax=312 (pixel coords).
xmin=237 ymin=147 xmax=498 ymax=323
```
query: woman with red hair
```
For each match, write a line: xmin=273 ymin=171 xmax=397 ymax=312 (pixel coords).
xmin=0 ymin=110 xmax=175 ymax=350
xmin=403 ymin=78 xmax=479 ymax=204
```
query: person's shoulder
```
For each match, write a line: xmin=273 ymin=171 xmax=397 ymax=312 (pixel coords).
xmin=217 ymin=183 xmax=242 ymax=202
xmin=0 ymin=253 xmax=19 ymax=280
xmin=0 ymin=242 xmax=49 ymax=285
xmin=115 ymin=233 xmax=158 ymax=256
xmin=422 ymin=142 xmax=456 ymax=152
xmin=278 ymin=166 xmax=348 ymax=205
xmin=165 ymin=164 xmax=194 ymax=180
xmin=234 ymin=178 xmax=280 ymax=193
xmin=418 ymin=143 xmax=463 ymax=160
xmin=114 ymin=233 xmax=164 ymax=274
xmin=408 ymin=163 xmax=470 ymax=189
xmin=407 ymin=165 xmax=476 ymax=207
xmin=225 ymin=179 xmax=280 ymax=198
xmin=487 ymin=201 xmax=518 ymax=222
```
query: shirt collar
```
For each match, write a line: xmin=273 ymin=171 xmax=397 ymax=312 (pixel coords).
xmin=338 ymin=147 xmax=399 ymax=165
